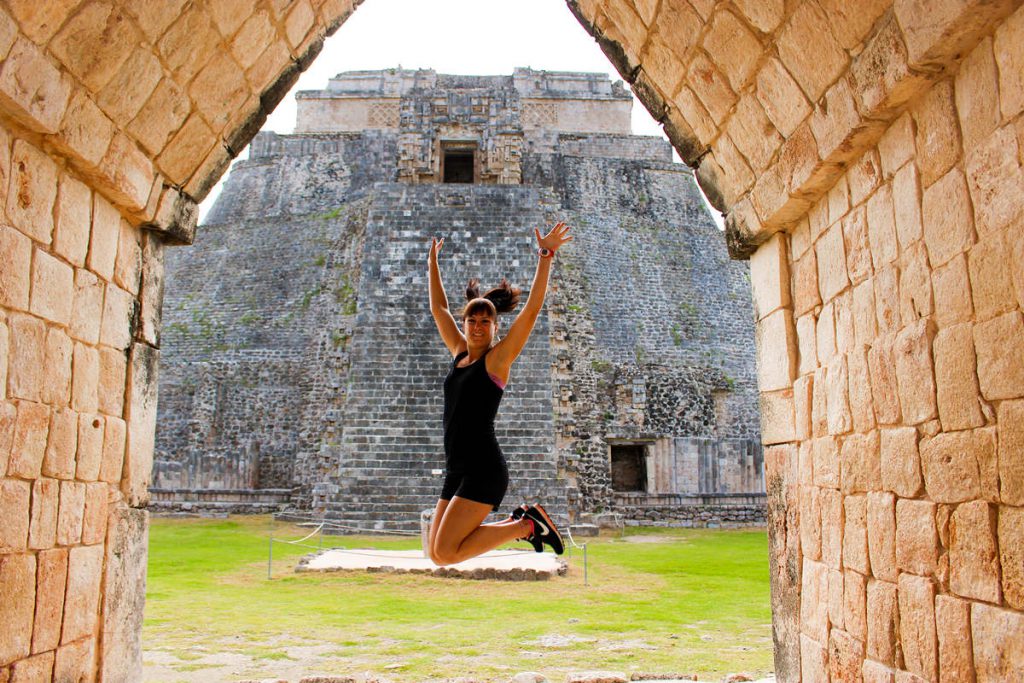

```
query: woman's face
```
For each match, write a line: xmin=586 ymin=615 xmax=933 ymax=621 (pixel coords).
xmin=463 ymin=313 xmax=497 ymax=347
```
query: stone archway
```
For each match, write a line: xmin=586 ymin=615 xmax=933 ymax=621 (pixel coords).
xmin=1 ymin=1 xmax=1023 ymax=680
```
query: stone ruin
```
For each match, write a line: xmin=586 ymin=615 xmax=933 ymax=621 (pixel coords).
xmin=1 ymin=0 xmax=1023 ymax=680
xmin=150 ymin=68 xmax=764 ymax=531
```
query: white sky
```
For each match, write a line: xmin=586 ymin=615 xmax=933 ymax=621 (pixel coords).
xmin=199 ymin=0 xmax=714 ymax=221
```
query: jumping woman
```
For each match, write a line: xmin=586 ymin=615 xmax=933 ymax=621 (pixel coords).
xmin=426 ymin=221 xmax=573 ymax=566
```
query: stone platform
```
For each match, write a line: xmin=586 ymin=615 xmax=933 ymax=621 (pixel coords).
xmin=296 ymin=548 xmax=567 ymax=580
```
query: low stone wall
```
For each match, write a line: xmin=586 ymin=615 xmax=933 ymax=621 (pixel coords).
xmin=148 ymin=488 xmax=292 ymax=515
xmin=613 ymin=493 xmax=767 ymax=528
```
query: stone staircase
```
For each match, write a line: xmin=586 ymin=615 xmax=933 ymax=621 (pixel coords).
xmin=315 ymin=183 xmax=568 ymax=532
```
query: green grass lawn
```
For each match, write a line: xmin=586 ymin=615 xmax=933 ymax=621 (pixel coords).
xmin=143 ymin=516 xmax=773 ymax=682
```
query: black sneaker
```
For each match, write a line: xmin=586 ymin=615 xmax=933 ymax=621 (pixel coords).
xmin=523 ymin=504 xmax=564 ymax=555
xmin=510 ymin=505 xmax=543 ymax=552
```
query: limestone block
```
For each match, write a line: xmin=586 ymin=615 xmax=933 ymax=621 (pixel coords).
xmin=11 ymin=650 xmax=55 ymax=680
xmin=0 ymin=324 xmax=6 ymax=402
xmin=0 ymin=479 xmax=30 ymax=551
xmin=849 ymin=153 xmax=883 ymax=210
xmin=966 ymin=125 xmax=1024 ymax=237
xmin=53 ymin=637 xmax=95 ymax=682
xmin=31 ymin=546 xmax=67 ymax=654
xmin=61 ymin=543 xmax=104 ymax=644
xmin=998 ymin=506 xmax=1024 ymax=609
xmin=99 ymin=416 xmax=126 ymax=484
xmin=796 ymin=314 xmax=818 ymax=376
xmin=183 ymin=137 xmax=234 ymax=201
xmin=800 ymin=440 xmax=814 ymax=486
xmin=71 ymin=343 xmax=99 ymax=414
xmin=0 ymin=552 xmax=35 ymax=665
xmin=158 ymin=6 xmax=223 ymax=86
xmin=950 ymin=500 xmax=1001 ymax=602
xmin=834 ymin=291 xmax=856 ymax=356
xmin=844 ymin=206 xmax=873 ymax=286
xmin=892 ymin=163 xmax=923 ymax=250
xmin=0 ymin=38 xmax=71 ymax=135
xmin=97 ymin=347 xmax=127 ymax=417
xmin=844 ymin=495 xmax=870 ymax=574
xmin=800 ymin=558 xmax=830 ymax=642
xmin=845 ymin=594 xmax=890 ymax=680
xmin=9 ymin=321 xmax=46 ymax=401
xmin=190 ymin=51 xmax=251 ymax=132
xmin=842 ymin=430 xmax=883 ymax=496
xmin=114 ymin=222 xmax=143 ymax=296
xmin=812 ymin=366 xmax=830 ymax=438
xmin=794 ymin=375 xmax=813 ymax=441
xmin=879 ymin=123 xmax=913 ymax=188
xmin=851 ymin=280 xmax=876 ymax=350
xmin=29 ymin=249 xmax=74 ymax=327
xmin=81 ymin=482 xmax=108 ymax=545
xmin=54 ymin=174 xmax=92 ymax=268
xmin=285 ymin=0 xmax=316 ymax=49
xmin=728 ymin=96 xmax=780 ymax=178
xmin=999 ymin=400 xmax=1024 ymax=504
xmin=685 ymin=52 xmax=735 ymax=124
xmin=40 ymin=408 xmax=75 ymax=480
xmin=956 ymin=37 xmax=1001 ymax=152
xmin=896 ymin=499 xmax=939 ymax=576
xmin=933 ymin=323 xmax=985 ymax=431
xmin=896 ymin=0 xmax=1016 ymax=70
xmin=157 ymin=113 xmax=219 ymax=187
xmin=931 ymin=255 xmax=974 ymax=327
xmin=1010 ymin=217 xmax=1024 ymax=311
xmin=7 ymin=139 xmax=58 ymax=244
xmin=848 ymin=345 xmax=875 ymax=433
xmin=994 ymin=5 xmax=1024 ymax=119
xmin=934 ymin=594 xmax=975 ymax=683
xmin=755 ymin=309 xmax=797 ymax=391
xmin=898 ymin=242 xmax=932 ymax=323
xmin=973 ymin=311 xmax=1024 ymax=400
xmin=9 ymin=400 xmax=50 ymax=479
xmin=755 ymin=57 xmax=810 ymax=139
xmin=833 ymin=568 xmax=849 ymax=627
xmin=828 ymin=628 xmax=865 ymax=682
xmin=873 ymin=266 xmax=901 ymax=337
xmin=800 ymin=634 xmax=829 ymax=681
xmin=811 ymin=76 xmax=876 ymax=166
xmin=818 ymin=302 xmax=839 ymax=369
xmin=672 ymin=87 xmax=715 ymax=146
xmin=89 ymin=194 xmax=120 ymax=282
xmin=100 ymin=504 xmax=148 ymax=682
xmin=793 ymin=249 xmax=821 ymax=317
xmin=49 ymin=2 xmax=138 ymax=93
xmin=0 ymin=224 xmax=31 ymax=310
xmin=849 ymin=13 xmax=931 ymax=119
xmin=55 ymin=90 xmax=115 ymax=170
xmin=749 ymin=233 xmax=790 ymax=320
xmin=230 ymin=10 xmax=276 ymax=71
xmin=39 ymin=329 xmax=72 ymax=409
xmin=76 ymin=413 xmax=103 ymax=482
xmin=898 ymin=572 xmax=938 ymax=681
xmin=777 ymin=0 xmax=848 ymax=102
xmin=97 ymin=132 xmax=158 ymax=213
xmin=922 ymin=167 xmax=975 ymax=268
xmin=821 ymin=488 xmax=844 ymax=569
xmin=759 ymin=388 xmax=795 ymax=445
xmin=246 ymin=38 xmax=292 ymax=94
xmin=920 ymin=430 xmax=991 ymax=503
xmin=56 ymin=480 xmax=85 ymax=546
xmin=893 ymin=319 xmax=937 ymax=425
xmin=826 ymin=355 xmax=852 ymax=435
xmin=867 ymin=491 xmax=897 ymax=582
xmin=913 ymin=80 xmax=961 ymax=187
xmin=123 ymin=344 xmax=159 ymax=505
xmin=100 ymin=284 xmax=135 ymax=351
xmin=69 ymin=268 xmax=103 ymax=346
xmin=863 ymin=660 xmax=896 ymax=683
xmin=866 ymin=185 xmax=898 ymax=271
xmin=969 ymin=230 xmax=1016 ymax=322
xmin=127 ymin=78 xmax=191 ymax=158
xmin=800 ymin=485 xmax=821 ymax=561
xmin=845 ymin=569 xmax=868 ymax=641
xmin=813 ymin=436 xmax=840 ymax=489
xmin=971 ymin=602 xmax=1024 ymax=680
xmin=95 ymin=47 xmax=163 ymax=126
xmin=28 ymin=477 xmax=58 ymax=549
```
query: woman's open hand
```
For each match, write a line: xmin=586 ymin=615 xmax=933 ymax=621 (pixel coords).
xmin=428 ymin=236 xmax=444 ymax=264
xmin=535 ymin=222 xmax=573 ymax=253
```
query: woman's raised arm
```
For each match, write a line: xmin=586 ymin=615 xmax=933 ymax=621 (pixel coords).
xmin=428 ymin=237 xmax=466 ymax=356
xmin=491 ymin=223 xmax=573 ymax=373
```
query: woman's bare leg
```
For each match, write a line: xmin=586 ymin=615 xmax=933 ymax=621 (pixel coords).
xmin=427 ymin=498 xmax=449 ymax=558
xmin=431 ymin=496 xmax=532 ymax=566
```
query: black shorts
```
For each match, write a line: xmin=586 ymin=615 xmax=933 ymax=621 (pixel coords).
xmin=440 ymin=462 xmax=509 ymax=511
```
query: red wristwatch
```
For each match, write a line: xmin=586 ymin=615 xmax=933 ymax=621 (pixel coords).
xmin=538 ymin=247 xmax=553 ymax=258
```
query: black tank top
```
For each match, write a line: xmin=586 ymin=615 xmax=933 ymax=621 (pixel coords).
xmin=442 ymin=349 xmax=504 ymax=469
